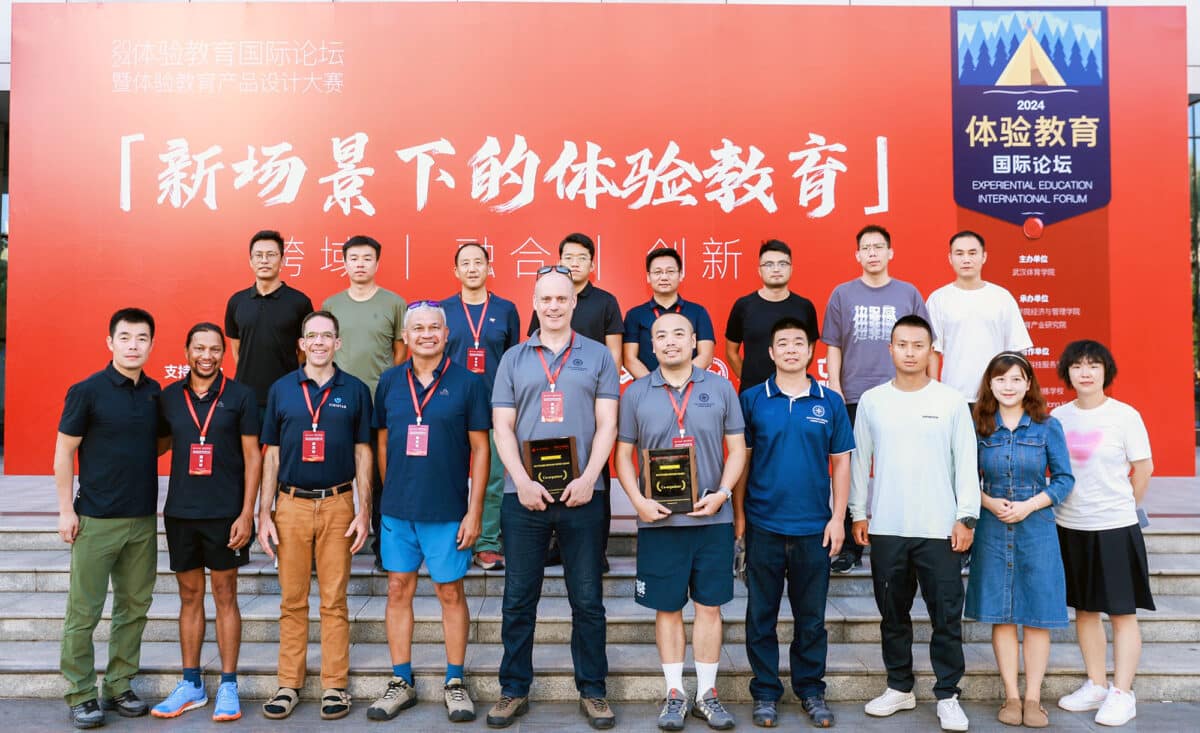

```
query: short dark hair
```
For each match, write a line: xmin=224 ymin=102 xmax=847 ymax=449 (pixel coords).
xmin=302 ymin=310 xmax=340 ymax=337
xmin=455 ymin=241 xmax=490 ymax=265
xmin=856 ymin=225 xmax=891 ymax=248
xmin=109 ymin=307 xmax=155 ymax=338
xmin=249 ymin=229 xmax=284 ymax=255
xmin=645 ymin=247 xmax=682 ymax=272
xmin=343 ymin=235 xmax=381 ymax=258
xmin=949 ymin=229 xmax=985 ymax=251
xmin=185 ymin=322 xmax=225 ymax=348
xmin=891 ymin=314 xmax=933 ymax=341
xmin=559 ymin=233 xmax=595 ymax=259
xmin=1057 ymin=339 xmax=1118 ymax=389
xmin=759 ymin=239 xmax=791 ymax=259
xmin=770 ymin=316 xmax=817 ymax=345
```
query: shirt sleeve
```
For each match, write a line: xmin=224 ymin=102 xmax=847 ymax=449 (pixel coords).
xmin=224 ymin=294 xmax=240 ymax=339
xmin=1003 ymin=291 xmax=1034 ymax=352
xmin=821 ymin=289 xmax=843 ymax=348
xmin=1043 ymin=416 xmax=1075 ymax=506
xmin=622 ymin=308 xmax=638 ymax=344
xmin=828 ymin=392 xmax=855 ymax=454
xmin=739 ymin=390 xmax=756 ymax=448
xmin=156 ymin=392 xmax=172 ymax=439
xmin=240 ymin=388 xmax=261 ymax=437
xmin=505 ymin=305 xmax=521 ymax=350
xmin=722 ymin=379 xmax=745 ymax=435
xmin=849 ymin=394 xmax=873 ymax=522
xmin=695 ymin=306 xmax=715 ymax=342
xmin=526 ymin=311 xmax=539 ymax=337
xmin=1122 ymin=405 xmax=1153 ymax=462
xmin=617 ymin=385 xmax=639 ymax=444
xmin=260 ymin=385 xmax=281 ymax=446
xmin=372 ymin=373 xmax=391 ymax=430
xmin=58 ymin=381 xmax=91 ymax=437
xmin=354 ymin=381 xmax=373 ymax=444
xmin=802 ymin=297 xmax=820 ymax=340
xmin=952 ymin=398 xmax=982 ymax=520
xmin=491 ymin=351 xmax=517 ymax=408
xmin=596 ymin=346 xmax=620 ymax=400
xmin=913 ymin=288 xmax=936 ymax=343
xmin=724 ymin=298 xmax=744 ymax=343
xmin=466 ymin=374 xmax=492 ymax=431
xmin=926 ymin=292 xmax=945 ymax=353
xmin=392 ymin=294 xmax=407 ymax=342
xmin=604 ymin=294 xmax=624 ymax=336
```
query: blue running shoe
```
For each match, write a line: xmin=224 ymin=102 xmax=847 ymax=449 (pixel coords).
xmin=150 ymin=680 xmax=207 ymax=719
xmin=212 ymin=681 xmax=241 ymax=722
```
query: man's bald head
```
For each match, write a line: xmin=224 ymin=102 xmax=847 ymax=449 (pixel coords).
xmin=651 ymin=312 xmax=696 ymax=370
xmin=533 ymin=270 xmax=576 ymax=334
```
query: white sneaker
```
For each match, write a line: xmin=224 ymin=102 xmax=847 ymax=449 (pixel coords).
xmin=1058 ymin=679 xmax=1110 ymax=712
xmin=1094 ymin=687 xmax=1136 ymax=727
xmin=864 ymin=688 xmax=917 ymax=717
xmin=937 ymin=695 xmax=969 ymax=732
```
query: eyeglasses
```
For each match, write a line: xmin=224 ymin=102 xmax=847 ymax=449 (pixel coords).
xmin=759 ymin=260 xmax=791 ymax=270
xmin=251 ymin=251 xmax=281 ymax=261
xmin=536 ymin=265 xmax=572 ymax=278
xmin=649 ymin=269 xmax=680 ymax=278
xmin=407 ymin=299 xmax=441 ymax=310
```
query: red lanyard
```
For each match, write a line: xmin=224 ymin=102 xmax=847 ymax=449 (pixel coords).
xmin=406 ymin=357 xmax=449 ymax=425
xmin=461 ymin=294 xmax=491 ymax=349
xmin=302 ymin=381 xmax=332 ymax=431
xmin=664 ymin=381 xmax=694 ymax=438
xmin=536 ymin=332 xmax=574 ymax=391
xmin=183 ymin=376 xmax=227 ymax=444
xmin=652 ymin=301 xmax=682 ymax=318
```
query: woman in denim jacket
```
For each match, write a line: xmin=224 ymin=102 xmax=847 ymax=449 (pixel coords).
xmin=964 ymin=352 xmax=1073 ymax=728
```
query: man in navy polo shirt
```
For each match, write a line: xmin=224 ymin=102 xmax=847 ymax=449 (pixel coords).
xmin=623 ymin=247 xmax=715 ymax=378
xmin=616 ymin=313 xmax=746 ymax=731
xmin=487 ymin=267 xmax=620 ymax=730
xmin=152 ymin=323 xmax=260 ymax=722
xmin=442 ymin=242 xmax=521 ymax=571
xmin=256 ymin=310 xmax=372 ymax=722
xmin=736 ymin=316 xmax=853 ymax=728
xmin=366 ymin=302 xmax=490 ymax=723
xmin=55 ymin=307 xmax=164 ymax=729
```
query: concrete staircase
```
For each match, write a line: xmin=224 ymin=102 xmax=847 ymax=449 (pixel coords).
xmin=1 ymin=517 xmax=1198 ymax=705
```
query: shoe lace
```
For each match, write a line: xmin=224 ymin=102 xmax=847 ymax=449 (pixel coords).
xmin=702 ymin=695 xmax=728 ymax=715
xmin=586 ymin=697 xmax=611 ymax=713
xmin=663 ymin=695 xmax=686 ymax=715
xmin=495 ymin=695 xmax=518 ymax=711
xmin=446 ymin=685 xmax=468 ymax=703
xmin=383 ymin=680 xmax=407 ymax=700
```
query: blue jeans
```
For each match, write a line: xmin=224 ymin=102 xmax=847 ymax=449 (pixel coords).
xmin=499 ymin=492 xmax=608 ymax=698
xmin=744 ymin=524 xmax=830 ymax=701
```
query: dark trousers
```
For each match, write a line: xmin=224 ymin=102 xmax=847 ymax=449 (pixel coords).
xmin=549 ymin=464 xmax=612 ymax=563
xmin=501 ymin=492 xmax=608 ymax=698
xmin=840 ymin=403 xmax=862 ymax=561
xmin=869 ymin=534 xmax=965 ymax=700
xmin=744 ymin=524 xmax=830 ymax=701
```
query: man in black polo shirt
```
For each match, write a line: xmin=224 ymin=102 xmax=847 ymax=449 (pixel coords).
xmin=527 ymin=233 xmax=623 ymax=567
xmin=225 ymin=229 xmax=314 ymax=413
xmin=151 ymin=323 xmax=261 ymax=722
xmin=257 ymin=310 xmax=373 ymax=721
xmin=54 ymin=308 xmax=164 ymax=729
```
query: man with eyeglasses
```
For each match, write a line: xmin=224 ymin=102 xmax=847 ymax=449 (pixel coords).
xmin=622 ymin=247 xmax=715 ymax=379
xmin=256 ymin=310 xmax=373 ymax=722
xmin=822 ymin=225 xmax=932 ymax=574
xmin=321 ymin=234 xmax=406 ymax=570
xmin=487 ymin=266 xmax=620 ymax=730
xmin=724 ymin=240 xmax=819 ymax=393
xmin=225 ymin=230 xmax=314 ymax=417
xmin=442 ymin=242 xmax=521 ymax=571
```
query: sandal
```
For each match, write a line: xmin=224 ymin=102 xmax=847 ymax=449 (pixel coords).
xmin=1023 ymin=699 xmax=1049 ymax=728
xmin=320 ymin=688 xmax=352 ymax=720
xmin=262 ymin=687 xmax=299 ymax=720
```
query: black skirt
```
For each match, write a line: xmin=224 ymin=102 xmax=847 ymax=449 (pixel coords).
xmin=1057 ymin=523 xmax=1156 ymax=615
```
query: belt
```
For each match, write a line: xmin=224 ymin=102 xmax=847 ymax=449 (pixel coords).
xmin=280 ymin=482 xmax=353 ymax=500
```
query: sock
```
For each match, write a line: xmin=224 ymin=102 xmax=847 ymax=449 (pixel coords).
xmin=220 ymin=672 xmax=237 ymax=685
xmin=662 ymin=662 xmax=684 ymax=696
xmin=183 ymin=667 xmax=202 ymax=688
xmin=695 ymin=661 xmax=719 ymax=702
xmin=393 ymin=662 xmax=413 ymax=685
xmin=446 ymin=663 xmax=465 ymax=684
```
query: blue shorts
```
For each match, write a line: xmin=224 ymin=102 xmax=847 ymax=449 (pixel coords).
xmin=635 ymin=523 xmax=735 ymax=612
xmin=380 ymin=515 xmax=470 ymax=584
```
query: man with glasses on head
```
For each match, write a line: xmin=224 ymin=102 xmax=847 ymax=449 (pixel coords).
xmin=225 ymin=230 xmax=314 ymax=417
xmin=822 ymin=225 xmax=932 ymax=574
xmin=622 ymin=247 xmax=715 ymax=378
xmin=256 ymin=311 xmax=373 ymax=722
xmin=321 ymin=234 xmax=406 ymax=570
xmin=724 ymin=240 xmax=819 ymax=393
xmin=442 ymin=242 xmax=521 ymax=571
xmin=487 ymin=266 xmax=620 ymax=730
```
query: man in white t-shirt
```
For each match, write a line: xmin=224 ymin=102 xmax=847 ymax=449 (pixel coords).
xmin=925 ymin=231 xmax=1032 ymax=404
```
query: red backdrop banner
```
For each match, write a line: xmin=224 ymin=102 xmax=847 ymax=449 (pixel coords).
xmin=8 ymin=3 xmax=1192 ymax=474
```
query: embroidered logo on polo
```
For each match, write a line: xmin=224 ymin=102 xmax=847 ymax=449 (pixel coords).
xmin=812 ymin=405 xmax=825 ymax=418
xmin=567 ymin=356 xmax=588 ymax=371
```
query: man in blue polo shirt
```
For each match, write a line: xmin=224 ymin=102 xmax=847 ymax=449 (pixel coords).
xmin=623 ymin=247 xmax=715 ymax=378
xmin=256 ymin=310 xmax=373 ymax=722
xmin=616 ymin=313 xmax=746 ymax=731
xmin=366 ymin=302 xmax=490 ymax=723
xmin=736 ymin=316 xmax=853 ymax=729
xmin=152 ymin=323 xmax=261 ymax=723
xmin=442 ymin=242 xmax=521 ymax=571
xmin=55 ymin=308 xmax=164 ymax=729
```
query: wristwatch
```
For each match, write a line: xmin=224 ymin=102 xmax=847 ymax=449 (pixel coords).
xmin=716 ymin=486 xmax=733 ymax=501
xmin=957 ymin=516 xmax=977 ymax=530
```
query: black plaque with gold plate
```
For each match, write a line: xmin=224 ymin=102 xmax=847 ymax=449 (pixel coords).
xmin=642 ymin=446 xmax=697 ymax=513
xmin=522 ymin=436 xmax=578 ymax=499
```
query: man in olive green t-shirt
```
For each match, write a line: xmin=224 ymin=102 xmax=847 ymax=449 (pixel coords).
xmin=322 ymin=235 xmax=406 ymax=568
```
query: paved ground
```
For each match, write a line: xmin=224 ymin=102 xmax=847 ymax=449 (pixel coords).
xmin=2 ymin=699 xmax=1196 ymax=732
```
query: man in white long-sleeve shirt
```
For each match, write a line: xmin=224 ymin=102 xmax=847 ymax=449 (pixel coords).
xmin=849 ymin=314 xmax=980 ymax=733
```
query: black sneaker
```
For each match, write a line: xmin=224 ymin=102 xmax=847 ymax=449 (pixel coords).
xmin=752 ymin=699 xmax=778 ymax=728
xmin=101 ymin=689 xmax=149 ymax=717
xmin=802 ymin=695 xmax=835 ymax=728
xmin=830 ymin=552 xmax=859 ymax=574
xmin=69 ymin=699 xmax=104 ymax=729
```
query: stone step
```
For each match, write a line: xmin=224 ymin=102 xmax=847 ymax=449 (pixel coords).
xmin=4 ymin=591 xmax=1199 ymax=645
xmin=3 ymin=549 xmax=1198 ymax=597
xmin=3 ymin=639 xmax=1198 ymax=702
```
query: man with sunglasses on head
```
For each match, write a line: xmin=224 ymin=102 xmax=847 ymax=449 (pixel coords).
xmin=487 ymin=266 xmax=620 ymax=730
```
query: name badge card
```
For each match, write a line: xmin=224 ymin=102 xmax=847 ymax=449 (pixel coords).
xmin=672 ymin=435 xmax=695 ymax=448
xmin=188 ymin=443 xmax=214 ymax=476
xmin=302 ymin=430 xmax=326 ymax=462
xmin=541 ymin=391 xmax=564 ymax=423
xmin=406 ymin=424 xmax=430 ymax=456
xmin=466 ymin=348 xmax=486 ymax=374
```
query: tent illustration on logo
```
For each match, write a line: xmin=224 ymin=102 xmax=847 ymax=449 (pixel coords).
xmin=995 ymin=26 xmax=1066 ymax=86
